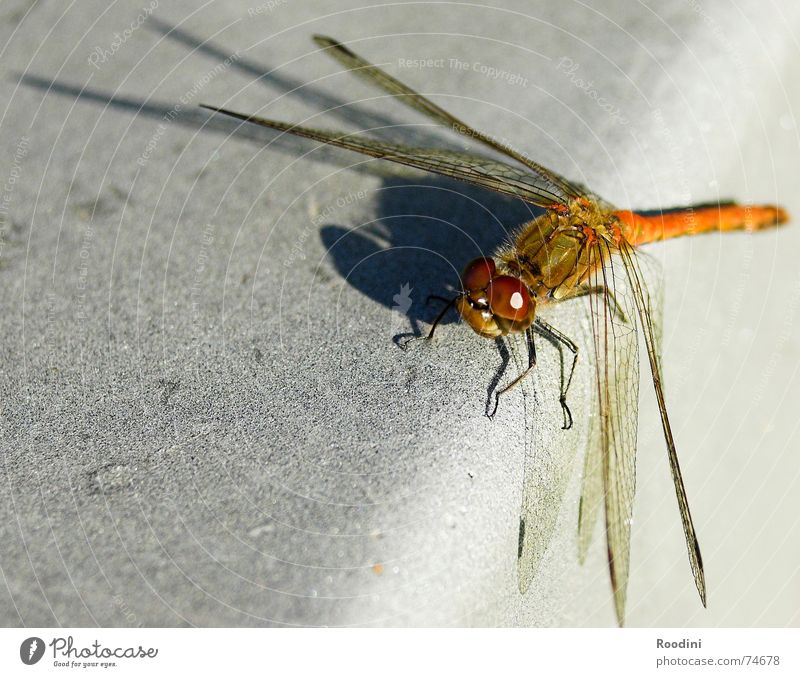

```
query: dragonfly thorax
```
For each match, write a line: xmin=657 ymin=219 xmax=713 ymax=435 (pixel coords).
xmin=494 ymin=199 xmax=623 ymax=303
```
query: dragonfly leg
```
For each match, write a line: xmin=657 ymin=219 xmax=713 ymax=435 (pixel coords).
xmin=533 ymin=318 xmax=578 ymax=430
xmin=485 ymin=337 xmax=510 ymax=417
xmin=488 ymin=327 xmax=537 ymax=419
xmin=398 ymin=295 xmax=458 ymax=350
xmin=425 ymin=293 xmax=452 ymax=306
xmin=563 ymin=285 xmax=629 ymax=324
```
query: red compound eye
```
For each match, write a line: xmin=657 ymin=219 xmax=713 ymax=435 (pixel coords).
xmin=487 ymin=275 xmax=531 ymax=321
xmin=460 ymin=257 xmax=496 ymax=291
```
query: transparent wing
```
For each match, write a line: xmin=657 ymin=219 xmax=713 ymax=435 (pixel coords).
xmin=578 ymin=249 xmax=663 ymax=565
xmin=635 ymin=247 xmax=665 ymax=357
xmin=312 ymin=34 xmax=589 ymax=202
xmin=577 ymin=402 xmax=603 ymax=564
xmin=201 ymin=104 xmax=572 ymax=208
xmin=584 ymin=241 xmax=641 ymax=627
xmin=620 ymin=241 xmax=707 ymax=611
xmin=516 ymin=318 xmax=586 ymax=594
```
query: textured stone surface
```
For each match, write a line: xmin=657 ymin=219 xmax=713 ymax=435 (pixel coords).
xmin=0 ymin=0 xmax=798 ymax=626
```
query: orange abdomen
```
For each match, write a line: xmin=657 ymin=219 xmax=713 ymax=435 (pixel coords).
xmin=615 ymin=203 xmax=789 ymax=246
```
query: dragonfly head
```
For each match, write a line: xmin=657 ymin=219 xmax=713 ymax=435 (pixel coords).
xmin=456 ymin=257 xmax=536 ymax=338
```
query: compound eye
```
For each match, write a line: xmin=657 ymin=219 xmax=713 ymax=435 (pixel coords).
xmin=487 ymin=275 xmax=531 ymax=321
xmin=460 ymin=257 xmax=496 ymax=291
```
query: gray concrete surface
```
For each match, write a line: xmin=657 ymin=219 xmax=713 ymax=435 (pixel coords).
xmin=0 ymin=0 xmax=798 ymax=626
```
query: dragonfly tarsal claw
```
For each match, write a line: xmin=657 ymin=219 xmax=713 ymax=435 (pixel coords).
xmin=486 ymin=392 xmax=501 ymax=420
xmin=559 ymin=395 xmax=574 ymax=430
xmin=395 ymin=333 xmax=429 ymax=351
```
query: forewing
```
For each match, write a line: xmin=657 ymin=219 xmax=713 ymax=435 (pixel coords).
xmin=619 ymin=242 xmax=707 ymax=610
xmin=585 ymin=242 xmax=640 ymax=627
xmin=201 ymin=104 xmax=571 ymax=208
xmin=312 ymin=35 xmax=589 ymax=201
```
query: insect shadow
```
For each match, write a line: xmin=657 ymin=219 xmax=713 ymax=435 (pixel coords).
xmin=319 ymin=175 xmax=541 ymax=330
xmin=14 ymin=19 xmax=547 ymax=414
xmin=318 ymin=174 xmax=545 ymax=415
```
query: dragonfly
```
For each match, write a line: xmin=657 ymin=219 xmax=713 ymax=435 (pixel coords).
xmin=201 ymin=35 xmax=788 ymax=625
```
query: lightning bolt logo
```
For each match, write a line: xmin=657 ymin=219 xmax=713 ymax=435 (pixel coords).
xmin=389 ymin=282 xmax=414 ymax=337
xmin=20 ymin=636 xmax=45 ymax=665
xmin=392 ymin=283 xmax=413 ymax=315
